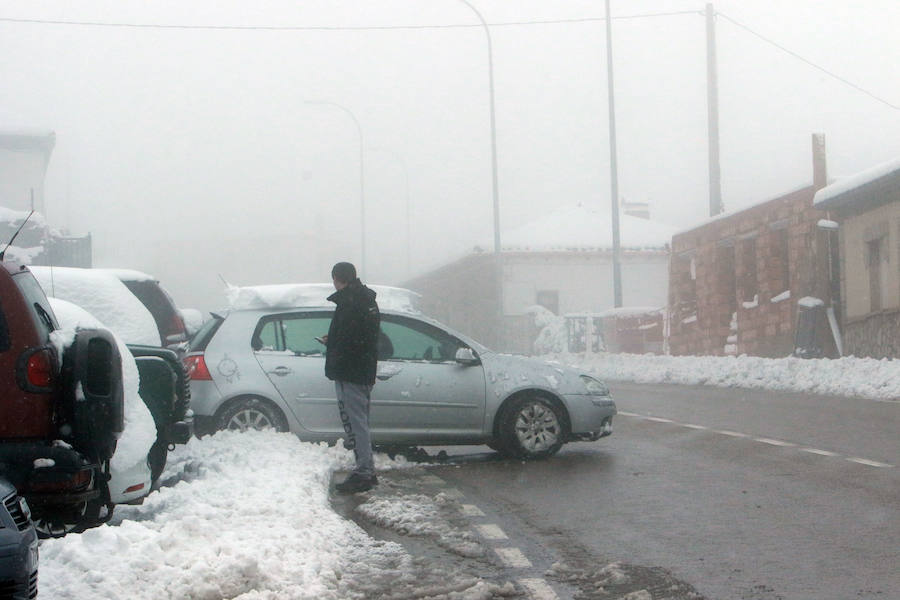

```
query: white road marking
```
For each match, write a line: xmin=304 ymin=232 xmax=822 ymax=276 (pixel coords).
xmin=475 ymin=524 xmax=508 ymax=540
xmin=800 ymin=448 xmax=840 ymax=457
xmin=438 ymin=487 xmax=465 ymax=499
xmin=495 ymin=547 xmax=533 ymax=568
xmin=717 ymin=430 xmax=749 ymax=438
xmin=519 ymin=578 xmax=560 ymax=600
xmin=846 ymin=457 xmax=894 ymax=468
xmin=620 ymin=411 xmax=894 ymax=470
xmin=460 ymin=504 xmax=485 ymax=517
xmin=419 ymin=474 xmax=446 ymax=485
xmin=755 ymin=437 xmax=796 ymax=447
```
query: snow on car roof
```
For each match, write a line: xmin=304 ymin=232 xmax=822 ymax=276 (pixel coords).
xmin=99 ymin=268 xmax=157 ymax=283
xmin=226 ymin=282 xmax=422 ymax=313
xmin=30 ymin=266 xmax=160 ymax=346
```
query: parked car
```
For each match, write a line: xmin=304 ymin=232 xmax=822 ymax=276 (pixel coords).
xmin=29 ymin=267 xmax=193 ymax=483
xmin=0 ymin=477 xmax=38 ymax=600
xmin=100 ymin=269 xmax=189 ymax=352
xmin=0 ymin=262 xmax=188 ymax=536
xmin=186 ymin=284 xmax=615 ymax=459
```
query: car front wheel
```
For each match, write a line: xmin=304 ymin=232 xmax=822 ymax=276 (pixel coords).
xmin=217 ymin=397 xmax=288 ymax=433
xmin=497 ymin=396 xmax=566 ymax=459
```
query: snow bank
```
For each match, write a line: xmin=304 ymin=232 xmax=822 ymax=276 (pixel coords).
xmin=226 ymin=282 xmax=421 ymax=314
xmin=547 ymin=352 xmax=900 ymax=401
xmin=31 ymin=266 xmax=160 ymax=346
xmin=47 ymin=298 xmax=156 ymax=473
xmin=40 ymin=431 xmax=400 ymax=600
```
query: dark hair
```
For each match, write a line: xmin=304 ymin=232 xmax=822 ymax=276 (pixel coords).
xmin=331 ymin=262 xmax=357 ymax=283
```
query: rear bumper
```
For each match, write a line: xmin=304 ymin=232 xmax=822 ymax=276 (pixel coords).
xmin=0 ymin=442 xmax=100 ymax=507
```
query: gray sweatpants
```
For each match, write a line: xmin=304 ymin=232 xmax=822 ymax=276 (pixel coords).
xmin=335 ymin=381 xmax=374 ymax=477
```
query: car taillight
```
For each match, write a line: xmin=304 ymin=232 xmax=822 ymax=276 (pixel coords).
xmin=184 ymin=354 xmax=212 ymax=381
xmin=26 ymin=468 xmax=93 ymax=493
xmin=26 ymin=349 xmax=54 ymax=388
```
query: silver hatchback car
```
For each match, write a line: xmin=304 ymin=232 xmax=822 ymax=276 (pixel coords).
xmin=185 ymin=287 xmax=615 ymax=459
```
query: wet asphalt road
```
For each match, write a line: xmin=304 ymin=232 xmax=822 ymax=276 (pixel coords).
xmin=418 ymin=383 xmax=899 ymax=600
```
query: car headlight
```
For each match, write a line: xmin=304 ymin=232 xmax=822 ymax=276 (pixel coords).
xmin=580 ymin=375 xmax=610 ymax=396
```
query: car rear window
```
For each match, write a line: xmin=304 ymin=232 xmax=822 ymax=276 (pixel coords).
xmin=13 ymin=270 xmax=57 ymax=342
xmin=189 ymin=314 xmax=224 ymax=352
xmin=123 ymin=279 xmax=185 ymax=341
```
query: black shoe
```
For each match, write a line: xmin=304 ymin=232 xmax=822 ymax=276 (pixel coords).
xmin=335 ymin=473 xmax=378 ymax=494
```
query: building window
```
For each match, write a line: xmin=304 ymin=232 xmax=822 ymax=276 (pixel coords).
xmin=536 ymin=290 xmax=559 ymax=315
xmin=673 ymin=253 xmax=697 ymax=326
xmin=867 ymin=237 xmax=883 ymax=312
xmin=740 ymin=237 xmax=758 ymax=304
xmin=772 ymin=228 xmax=790 ymax=294
xmin=716 ymin=243 xmax=737 ymax=327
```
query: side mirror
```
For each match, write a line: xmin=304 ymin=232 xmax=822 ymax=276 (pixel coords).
xmin=455 ymin=347 xmax=480 ymax=366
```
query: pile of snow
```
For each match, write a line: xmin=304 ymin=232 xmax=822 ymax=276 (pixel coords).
xmin=97 ymin=268 xmax=155 ymax=282
xmin=226 ymin=283 xmax=422 ymax=314
xmin=31 ymin=266 xmax=160 ymax=346
xmin=526 ymin=305 xmax=567 ymax=355
xmin=546 ymin=352 xmax=900 ymax=401
xmin=39 ymin=431 xmax=501 ymax=599
xmin=47 ymin=298 xmax=156 ymax=475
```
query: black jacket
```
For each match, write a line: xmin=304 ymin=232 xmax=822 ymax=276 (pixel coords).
xmin=325 ymin=280 xmax=380 ymax=385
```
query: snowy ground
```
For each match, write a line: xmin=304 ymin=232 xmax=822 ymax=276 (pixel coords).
xmin=38 ymin=352 xmax=897 ymax=599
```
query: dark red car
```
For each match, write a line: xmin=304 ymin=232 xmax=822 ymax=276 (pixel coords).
xmin=0 ymin=259 xmax=124 ymax=536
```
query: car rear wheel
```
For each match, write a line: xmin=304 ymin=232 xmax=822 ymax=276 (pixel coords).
xmin=497 ymin=395 xmax=565 ymax=459
xmin=218 ymin=397 xmax=288 ymax=433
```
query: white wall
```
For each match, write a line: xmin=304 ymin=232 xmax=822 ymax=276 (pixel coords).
xmin=501 ymin=252 xmax=669 ymax=316
xmin=0 ymin=148 xmax=48 ymax=212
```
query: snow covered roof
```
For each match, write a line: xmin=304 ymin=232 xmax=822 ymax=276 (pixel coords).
xmin=495 ymin=203 xmax=675 ymax=252
xmin=226 ymin=282 xmax=422 ymax=313
xmin=0 ymin=129 xmax=55 ymax=155
xmin=813 ymin=156 xmax=900 ymax=210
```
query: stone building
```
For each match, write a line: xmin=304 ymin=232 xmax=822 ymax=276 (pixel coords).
xmin=813 ymin=157 xmax=900 ymax=359
xmin=668 ymin=135 xmax=838 ymax=358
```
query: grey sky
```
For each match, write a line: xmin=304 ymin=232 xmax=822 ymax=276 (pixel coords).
xmin=1 ymin=0 xmax=898 ymax=309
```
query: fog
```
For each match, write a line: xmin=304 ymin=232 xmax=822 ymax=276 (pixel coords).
xmin=2 ymin=0 xmax=899 ymax=310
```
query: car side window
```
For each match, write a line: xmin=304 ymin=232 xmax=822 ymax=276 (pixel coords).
xmin=381 ymin=317 xmax=461 ymax=362
xmin=255 ymin=320 xmax=282 ymax=351
xmin=281 ymin=316 xmax=331 ymax=355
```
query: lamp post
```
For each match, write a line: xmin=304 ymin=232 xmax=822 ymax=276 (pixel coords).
xmin=456 ymin=0 xmax=501 ymax=255
xmin=305 ymin=100 xmax=366 ymax=273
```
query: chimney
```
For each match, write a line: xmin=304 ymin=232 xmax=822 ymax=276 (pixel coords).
xmin=812 ymin=133 xmax=827 ymax=191
xmin=623 ymin=199 xmax=650 ymax=220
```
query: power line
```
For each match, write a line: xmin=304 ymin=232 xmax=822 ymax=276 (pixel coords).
xmin=0 ymin=10 xmax=701 ymax=32
xmin=717 ymin=11 xmax=899 ymax=111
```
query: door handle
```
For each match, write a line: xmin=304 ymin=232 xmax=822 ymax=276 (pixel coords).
xmin=376 ymin=365 xmax=403 ymax=381
xmin=269 ymin=366 xmax=293 ymax=377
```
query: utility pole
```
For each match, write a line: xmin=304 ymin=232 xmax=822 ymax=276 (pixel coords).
xmin=605 ymin=0 xmax=623 ymax=307
xmin=706 ymin=3 xmax=723 ymax=216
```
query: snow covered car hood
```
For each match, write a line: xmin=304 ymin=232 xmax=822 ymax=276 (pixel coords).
xmin=478 ymin=351 xmax=602 ymax=400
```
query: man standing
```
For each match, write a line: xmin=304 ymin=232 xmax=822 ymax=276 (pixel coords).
xmin=324 ymin=262 xmax=380 ymax=494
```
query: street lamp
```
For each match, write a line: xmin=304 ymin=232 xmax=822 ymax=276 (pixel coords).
xmin=305 ymin=100 xmax=366 ymax=273
xmin=455 ymin=0 xmax=501 ymax=255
